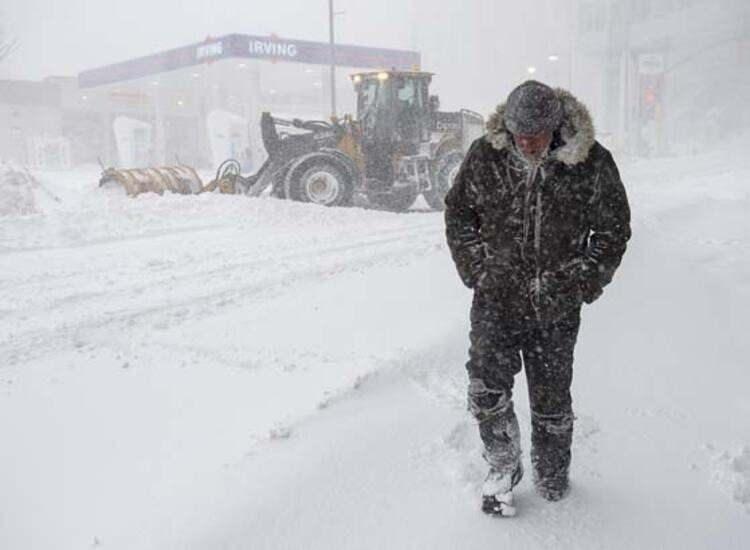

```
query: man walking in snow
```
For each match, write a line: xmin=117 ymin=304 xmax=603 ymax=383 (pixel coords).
xmin=444 ymin=81 xmax=631 ymax=516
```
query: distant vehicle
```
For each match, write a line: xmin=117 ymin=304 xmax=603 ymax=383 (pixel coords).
xmin=220 ymin=70 xmax=485 ymax=211
xmin=101 ymin=70 xmax=485 ymax=212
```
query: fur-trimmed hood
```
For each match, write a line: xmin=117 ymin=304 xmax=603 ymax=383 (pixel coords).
xmin=486 ymin=88 xmax=595 ymax=166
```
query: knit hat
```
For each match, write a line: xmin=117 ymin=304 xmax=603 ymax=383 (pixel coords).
xmin=504 ymin=80 xmax=563 ymax=136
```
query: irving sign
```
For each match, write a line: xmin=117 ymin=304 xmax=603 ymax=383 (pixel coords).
xmin=249 ymin=40 xmax=299 ymax=60
xmin=238 ymin=35 xmax=419 ymax=69
xmin=196 ymin=41 xmax=224 ymax=60
xmin=79 ymin=33 xmax=420 ymax=88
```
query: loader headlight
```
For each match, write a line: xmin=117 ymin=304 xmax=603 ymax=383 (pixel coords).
xmin=377 ymin=72 xmax=389 ymax=81
xmin=352 ymin=75 xmax=362 ymax=84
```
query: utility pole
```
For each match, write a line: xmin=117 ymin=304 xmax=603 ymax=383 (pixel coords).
xmin=328 ymin=0 xmax=337 ymax=119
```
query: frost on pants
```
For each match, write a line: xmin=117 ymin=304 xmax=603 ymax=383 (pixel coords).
xmin=468 ymin=378 xmax=522 ymax=480
xmin=466 ymin=296 xmax=580 ymax=495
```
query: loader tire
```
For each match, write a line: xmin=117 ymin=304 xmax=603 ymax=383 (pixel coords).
xmin=423 ymin=150 xmax=462 ymax=211
xmin=289 ymin=162 xmax=353 ymax=207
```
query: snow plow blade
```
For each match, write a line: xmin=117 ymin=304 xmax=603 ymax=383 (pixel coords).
xmin=98 ymin=160 xmax=262 ymax=197
xmin=99 ymin=166 xmax=204 ymax=197
xmin=98 ymin=114 xmax=294 ymax=198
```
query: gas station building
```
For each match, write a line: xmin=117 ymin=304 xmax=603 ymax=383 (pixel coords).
xmin=0 ymin=34 xmax=420 ymax=170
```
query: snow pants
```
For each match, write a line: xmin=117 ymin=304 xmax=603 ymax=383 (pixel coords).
xmin=466 ymin=295 xmax=581 ymax=489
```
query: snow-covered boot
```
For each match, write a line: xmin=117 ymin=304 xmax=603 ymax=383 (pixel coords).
xmin=531 ymin=411 xmax=573 ymax=502
xmin=534 ymin=475 xmax=569 ymax=502
xmin=481 ymin=463 xmax=523 ymax=517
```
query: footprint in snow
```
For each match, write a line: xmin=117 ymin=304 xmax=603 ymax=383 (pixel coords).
xmin=710 ymin=445 xmax=750 ymax=513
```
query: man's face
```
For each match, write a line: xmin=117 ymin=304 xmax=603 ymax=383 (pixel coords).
xmin=512 ymin=131 xmax=553 ymax=162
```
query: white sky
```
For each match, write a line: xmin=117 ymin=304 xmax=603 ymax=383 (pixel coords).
xmin=1 ymin=0 xmax=430 ymax=77
xmin=1 ymin=0 xmax=574 ymax=113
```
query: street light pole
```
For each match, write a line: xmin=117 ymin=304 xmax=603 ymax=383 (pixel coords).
xmin=329 ymin=0 xmax=337 ymax=119
xmin=568 ymin=0 xmax=577 ymax=89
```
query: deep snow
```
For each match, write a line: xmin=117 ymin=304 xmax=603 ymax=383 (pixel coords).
xmin=1 ymin=137 xmax=749 ymax=549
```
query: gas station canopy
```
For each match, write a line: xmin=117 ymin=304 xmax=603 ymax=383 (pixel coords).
xmin=79 ymin=33 xmax=421 ymax=88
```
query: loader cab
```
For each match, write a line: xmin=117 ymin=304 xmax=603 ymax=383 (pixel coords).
xmin=351 ymin=71 xmax=433 ymax=153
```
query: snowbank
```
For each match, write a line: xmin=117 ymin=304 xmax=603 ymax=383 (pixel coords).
xmin=0 ymin=167 xmax=39 ymax=216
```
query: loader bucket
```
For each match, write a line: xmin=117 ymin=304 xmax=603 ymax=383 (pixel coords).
xmin=99 ymin=166 xmax=203 ymax=197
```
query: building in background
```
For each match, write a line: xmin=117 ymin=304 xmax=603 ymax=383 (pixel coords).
xmin=0 ymin=34 xmax=419 ymax=170
xmin=405 ymin=0 xmax=578 ymax=117
xmin=575 ymin=0 xmax=750 ymax=156
xmin=0 ymin=78 xmax=72 ymax=169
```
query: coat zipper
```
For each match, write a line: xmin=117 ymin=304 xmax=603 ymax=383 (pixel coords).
xmin=521 ymin=161 xmax=544 ymax=320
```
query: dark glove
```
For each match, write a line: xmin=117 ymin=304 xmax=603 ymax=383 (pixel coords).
xmin=559 ymin=258 xmax=603 ymax=304
xmin=541 ymin=257 xmax=605 ymax=306
xmin=474 ymin=270 xmax=490 ymax=290
xmin=528 ymin=265 xmax=585 ymax=315
xmin=474 ymin=268 xmax=509 ymax=294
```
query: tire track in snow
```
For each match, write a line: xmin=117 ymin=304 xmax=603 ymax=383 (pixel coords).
xmin=0 ymin=223 xmax=229 ymax=256
xmin=0 ymin=220 xmax=440 ymax=292
xmin=0 ymin=222 xmax=441 ymax=319
xmin=0 ymin=222 xmax=445 ymax=367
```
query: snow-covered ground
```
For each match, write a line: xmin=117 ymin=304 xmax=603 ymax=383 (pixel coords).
xmin=1 ymin=136 xmax=749 ymax=549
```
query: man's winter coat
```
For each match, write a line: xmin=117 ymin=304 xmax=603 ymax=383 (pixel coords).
xmin=445 ymin=89 xmax=631 ymax=322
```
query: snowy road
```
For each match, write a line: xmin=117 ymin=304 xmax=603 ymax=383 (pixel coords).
xmin=171 ymin=222 xmax=750 ymax=550
xmin=2 ymin=143 xmax=750 ymax=549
